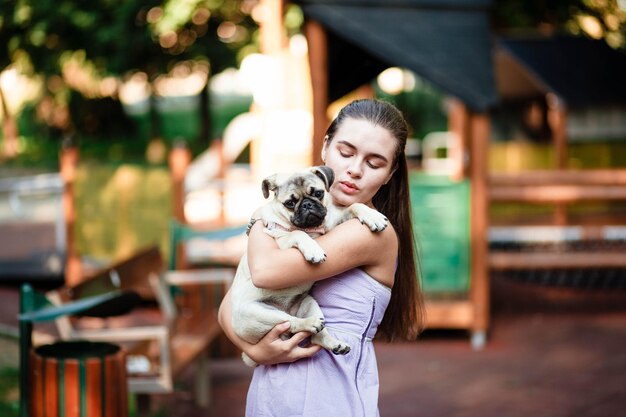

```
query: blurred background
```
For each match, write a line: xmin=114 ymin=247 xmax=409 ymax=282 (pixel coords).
xmin=1 ymin=1 xmax=625 ymax=416
xmin=0 ymin=0 xmax=623 ymax=264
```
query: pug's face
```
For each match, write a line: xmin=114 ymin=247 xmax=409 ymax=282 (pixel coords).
xmin=262 ymin=166 xmax=334 ymax=229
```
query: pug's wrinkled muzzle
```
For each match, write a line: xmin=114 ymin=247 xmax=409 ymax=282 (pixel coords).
xmin=293 ymin=198 xmax=327 ymax=228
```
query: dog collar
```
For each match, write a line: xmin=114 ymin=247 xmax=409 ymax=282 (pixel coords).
xmin=267 ymin=222 xmax=326 ymax=235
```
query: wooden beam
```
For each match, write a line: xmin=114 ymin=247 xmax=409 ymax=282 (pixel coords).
xmin=305 ymin=19 xmax=329 ymax=166
xmin=259 ymin=0 xmax=284 ymax=55
xmin=425 ymin=300 xmax=474 ymax=329
xmin=469 ymin=112 xmax=490 ymax=337
xmin=60 ymin=143 xmax=81 ymax=286
xmin=490 ymin=251 xmax=626 ymax=270
xmin=168 ymin=143 xmax=191 ymax=223
xmin=547 ymin=93 xmax=568 ymax=225
xmin=447 ymin=98 xmax=469 ymax=180
xmin=489 ymin=225 xmax=626 ymax=242
xmin=490 ymin=170 xmax=626 ymax=186
xmin=490 ymin=184 xmax=626 ymax=203
xmin=168 ymin=143 xmax=192 ymax=269
xmin=547 ymin=93 xmax=568 ymax=169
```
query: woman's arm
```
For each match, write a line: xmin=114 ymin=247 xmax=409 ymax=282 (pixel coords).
xmin=218 ymin=289 xmax=322 ymax=365
xmin=247 ymin=216 xmax=397 ymax=290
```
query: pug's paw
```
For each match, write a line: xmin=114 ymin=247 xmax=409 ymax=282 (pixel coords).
xmin=358 ymin=209 xmax=388 ymax=232
xmin=299 ymin=239 xmax=327 ymax=264
xmin=292 ymin=316 xmax=325 ymax=334
xmin=331 ymin=342 xmax=351 ymax=355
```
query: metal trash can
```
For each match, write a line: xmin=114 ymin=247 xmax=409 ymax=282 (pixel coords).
xmin=29 ymin=340 xmax=128 ymax=417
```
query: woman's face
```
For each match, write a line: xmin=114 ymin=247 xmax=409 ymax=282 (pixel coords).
xmin=322 ymin=118 xmax=397 ymax=207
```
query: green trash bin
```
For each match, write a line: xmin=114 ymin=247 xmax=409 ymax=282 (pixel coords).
xmin=29 ymin=340 xmax=128 ymax=417
xmin=410 ymin=173 xmax=471 ymax=294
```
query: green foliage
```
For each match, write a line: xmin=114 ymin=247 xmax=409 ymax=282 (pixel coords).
xmin=0 ymin=0 xmax=259 ymax=163
xmin=0 ymin=0 xmax=258 ymax=78
xmin=0 ymin=367 xmax=19 ymax=417
xmin=492 ymin=0 xmax=626 ymax=49
xmin=375 ymin=80 xmax=448 ymax=140
xmin=74 ymin=162 xmax=172 ymax=262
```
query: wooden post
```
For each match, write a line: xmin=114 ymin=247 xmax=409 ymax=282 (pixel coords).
xmin=60 ymin=141 xmax=81 ymax=286
xmin=0 ymin=85 xmax=19 ymax=159
xmin=468 ymin=112 xmax=490 ymax=349
xmin=168 ymin=141 xmax=192 ymax=269
xmin=215 ymin=139 xmax=226 ymax=227
xmin=447 ymin=98 xmax=470 ymax=180
xmin=259 ymin=0 xmax=284 ymax=55
xmin=305 ymin=19 xmax=329 ymax=166
xmin=547 ymin=93 xmax=568 ymax=225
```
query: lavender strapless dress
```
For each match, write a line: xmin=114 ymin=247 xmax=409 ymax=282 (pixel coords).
xmin=245 ymin=268 xmax=392 ymax=417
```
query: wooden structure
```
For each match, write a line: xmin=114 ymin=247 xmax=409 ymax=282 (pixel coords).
xmin=296 ymin=0 xmax=626 ymax=347
xmin=168 ymin=141 xmax=194 ymax=269
xmin=490 ymin=36 xmax=626 ymax=271
xmin=60 ymin=141 xmax=81 ymax=285
xmin=489 ymin=169 xmax=626 ymax=270
xmin=420 ymin=102 xmax=491 ymax=346
xmin=299 ymin=0 xmax=496 ymax=347
xmin=41 ymin=246 xmax=234 ymax=412
xmin=26 ymin=141 xmax=242 ymax=412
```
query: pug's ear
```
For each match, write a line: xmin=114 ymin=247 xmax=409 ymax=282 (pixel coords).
xmin=312 ymin=166 xmax=334 ymax=191
xmin=262 ymin=174 xmax=278 ymax=199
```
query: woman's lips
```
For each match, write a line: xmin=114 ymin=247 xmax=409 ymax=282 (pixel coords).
xmin=338 ymin=181 xmax=359 ymax=195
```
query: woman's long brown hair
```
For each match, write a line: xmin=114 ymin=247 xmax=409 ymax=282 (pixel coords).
xmin=324 ymin=99 xmax=425 ymax=341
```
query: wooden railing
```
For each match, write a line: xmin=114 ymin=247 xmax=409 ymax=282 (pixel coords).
xmin=489 ymin=169 xmax=626 ymax=270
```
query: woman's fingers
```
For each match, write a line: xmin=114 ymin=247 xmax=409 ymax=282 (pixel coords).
xmin=266 ymin=321 xmax=291 ymax=341
xmin=287 ymin=330 xmax=312 ymax=346
xmin=253 ymin=322 xmax=323 ymax=364
xmin=287 ymin=331 xmax=322 ymax=359
xmin=294 ymin=343 xmax=322 ymax=359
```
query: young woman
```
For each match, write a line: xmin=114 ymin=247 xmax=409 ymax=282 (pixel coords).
xmin=218 ymin=98 xmax=424 ymax=416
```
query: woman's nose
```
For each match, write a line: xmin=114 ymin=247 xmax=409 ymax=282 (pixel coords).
xmin=347 ymin=161 xmax=362 ymax=178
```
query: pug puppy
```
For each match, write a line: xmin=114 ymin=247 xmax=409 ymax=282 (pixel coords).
xmin=230 ymin=165 xmax=388 ymax=367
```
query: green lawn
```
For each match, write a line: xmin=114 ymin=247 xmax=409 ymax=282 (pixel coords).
xmin=74 ymin=162 xmax=173 ymax=264
xmin=0 ymin=367 xmax=18 ymax=417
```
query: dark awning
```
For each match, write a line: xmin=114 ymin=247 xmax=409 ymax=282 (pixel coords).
xmin=297 ymin=0 xmax=498 ymax=112
xmin=497 ymin=36 xmax=626 ymax=107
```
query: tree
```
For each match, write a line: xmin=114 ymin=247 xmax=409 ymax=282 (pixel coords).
xmin=0 ymin=0 xmax=260 ymax=158
xmin=492 ymin=0 xmax=626 ymax=49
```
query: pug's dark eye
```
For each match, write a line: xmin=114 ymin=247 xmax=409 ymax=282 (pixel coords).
xmin=313 ymin=190 xmax=324 ymax=199
xmin=284 ymin=200 xmax=296 ymax=209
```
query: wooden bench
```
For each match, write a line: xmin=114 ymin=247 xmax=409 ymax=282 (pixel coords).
xmin=43 ymin=245 xmax=235 ymax=411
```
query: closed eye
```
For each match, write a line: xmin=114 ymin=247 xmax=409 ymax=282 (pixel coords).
xmin=367 ymin=160 xmax=383 ymax=169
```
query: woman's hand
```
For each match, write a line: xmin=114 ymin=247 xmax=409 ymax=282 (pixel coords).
xmin=246 ymin=322 xmax=322 ymax=366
